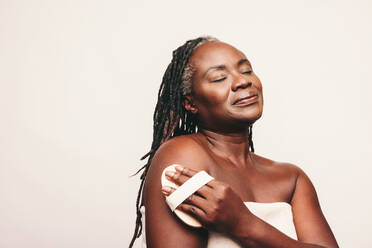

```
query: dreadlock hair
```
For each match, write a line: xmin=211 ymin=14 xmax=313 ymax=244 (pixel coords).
xmin=129 ymin=36 xmax=255 ymax=247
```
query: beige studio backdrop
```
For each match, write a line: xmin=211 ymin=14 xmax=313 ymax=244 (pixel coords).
xmin=1 ymin=0 xmax=371 ymax=247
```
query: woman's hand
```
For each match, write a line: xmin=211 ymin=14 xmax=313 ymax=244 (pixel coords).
xmin=161 ymin=165 xmax=253 ymax=236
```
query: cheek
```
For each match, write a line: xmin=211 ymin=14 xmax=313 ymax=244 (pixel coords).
xmin=194 ymin=83 xmax=230 ymax=106
xmin=257 ymin=76 xmax=264 ymax=90
xmin=253 ymin=75 xmax=263 ymax=90
xmin=253 ymin=77 xmax=263 ymax=99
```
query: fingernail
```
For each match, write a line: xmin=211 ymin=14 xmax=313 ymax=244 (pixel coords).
xmin=165 ymin=170 xmax=175 ymax=177
xmin=175 ymin=165 xmax=184 ymax=172
xmin=162 ymin=186 xmax=171 ymax=195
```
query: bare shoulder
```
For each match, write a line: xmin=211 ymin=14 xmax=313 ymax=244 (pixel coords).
xmin=253 ymin=153 xmax=300 ymax=179
xmin=143 ymin=134 xmax=212 ymax=202
xmin=150 ymin=134 xmax=210 ymax=173
xmin=252 ymin=153 xmax=304 ymax=202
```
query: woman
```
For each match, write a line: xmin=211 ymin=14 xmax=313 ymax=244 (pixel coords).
xmin=130 ymin=36 xmax=339 ymax=247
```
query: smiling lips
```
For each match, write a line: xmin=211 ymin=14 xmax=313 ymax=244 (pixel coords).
xmin=233 ymin=93 xmax=259 ymax=106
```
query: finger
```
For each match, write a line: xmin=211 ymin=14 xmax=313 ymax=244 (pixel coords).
xmin=174 ymin=165 xmax=197 ymax=178
xmin=165 ymin=170 xmax=215 ymax=199
xmin=183 ymin=192 xmax=208 ymax=208
xmin=161 ymin=186 xmax=176 ymax=196
xmin=177 ymin=203 xmax=207 ymax=224
xmin=162 ymin=186 xmax=209 ymax=219
xmin=162 ymin=184 xmax=209 ymax=201
xmin=165 ymin=170 xmax=193 ymax=186
xmin=204 ymin=178 xmax=223 ymax=189
xmin=193 ymin=183 xmax=214 ymax=199
xmin=174 ymin=165 xmax=215 ymax=190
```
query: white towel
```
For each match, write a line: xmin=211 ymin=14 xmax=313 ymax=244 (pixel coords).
xmin=140 ymin=201 xmax=297 ymax=247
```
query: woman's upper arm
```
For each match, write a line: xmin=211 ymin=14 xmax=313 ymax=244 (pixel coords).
xmin=291 ymin=166 xmax=338 ymax=247
xmin=143 ymin=137 xmax=209 ymax=248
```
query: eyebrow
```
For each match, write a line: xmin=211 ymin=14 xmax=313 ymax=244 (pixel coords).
xmin=238 ymin=58 xmax=251 ymax=66
xmin=203 ymin=65 xmax=226 ymax=77
xmin=203 ymin=59 xmax=251 ymax=77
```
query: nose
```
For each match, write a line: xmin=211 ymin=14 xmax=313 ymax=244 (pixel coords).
xmin=231 ymin=74 xmax=252 ymax=91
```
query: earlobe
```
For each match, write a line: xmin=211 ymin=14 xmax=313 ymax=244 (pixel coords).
xmin=184 ymin=96 xmax=198 ymax=114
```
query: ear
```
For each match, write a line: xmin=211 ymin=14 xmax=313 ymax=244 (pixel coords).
xmin=183 ymin=96 xmax=198 ymax=114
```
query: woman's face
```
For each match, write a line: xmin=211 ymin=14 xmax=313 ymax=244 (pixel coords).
xmin=186 ymin=41 xmax=264 ymax=132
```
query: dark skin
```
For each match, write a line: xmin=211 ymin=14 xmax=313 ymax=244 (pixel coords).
xmin=143 ymin=41 xmax=339 ymax=247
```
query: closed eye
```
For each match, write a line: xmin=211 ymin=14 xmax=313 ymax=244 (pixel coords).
xmin=211 ymin=77 xmax=226 ymax=82
xmin=242 ymin=70 xmax=252 ymax=75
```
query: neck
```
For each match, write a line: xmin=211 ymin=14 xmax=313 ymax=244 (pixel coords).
xmin=198 ymin=126 xmax=254 ymax=168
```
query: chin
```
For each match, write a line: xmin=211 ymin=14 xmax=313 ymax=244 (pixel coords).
xmin=244 ymin=115 xmax=261 ymax=125
xmin=236 ymin=107 xmax=263 ymax=123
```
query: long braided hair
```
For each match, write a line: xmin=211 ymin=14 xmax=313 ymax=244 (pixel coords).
xmin=129 ymin=36 xmax=255 ymax=247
